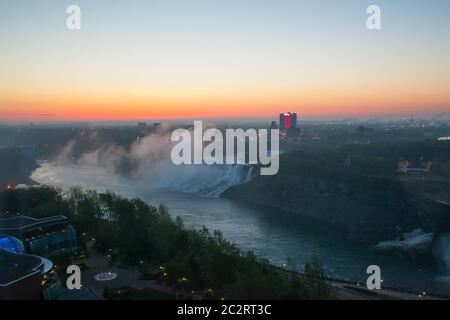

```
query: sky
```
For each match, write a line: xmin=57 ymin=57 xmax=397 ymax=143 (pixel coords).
xmin=0 ymin=0 xmax=449 ymax=121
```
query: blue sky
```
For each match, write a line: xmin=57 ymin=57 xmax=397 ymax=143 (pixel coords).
xmin=0 ymin=0 xmax=449 ymax=120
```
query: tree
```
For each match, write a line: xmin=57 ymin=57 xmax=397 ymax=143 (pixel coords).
xmin=303 ymin=255 xmax=334 ymax=299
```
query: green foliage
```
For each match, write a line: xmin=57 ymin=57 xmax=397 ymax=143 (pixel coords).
xmin=304 ymin=255 xmax=334 ymax=299
xmin=0 ymin=186 xmax=333 ymax=299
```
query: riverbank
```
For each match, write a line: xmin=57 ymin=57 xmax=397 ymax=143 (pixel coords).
xmin=28 ymin=162 xmax=450 ymax=297
xmin=83 ymin=240 xmax=447 ymax=300
xmin=1 ymin=186 xmax=334 ymax=299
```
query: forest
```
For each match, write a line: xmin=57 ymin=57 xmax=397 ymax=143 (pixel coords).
xmin=0 ymin=186 xmax=333 ymax=299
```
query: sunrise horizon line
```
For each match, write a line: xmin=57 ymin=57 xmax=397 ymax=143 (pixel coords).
xmin=1 ymin=110 xmax=449 ymax=124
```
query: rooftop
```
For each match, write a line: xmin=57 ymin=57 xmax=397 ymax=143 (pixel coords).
xmin=0 ymin=215 xmax=68 ymax=231
xmin=0 ymin=249 xmax=43 ymax=286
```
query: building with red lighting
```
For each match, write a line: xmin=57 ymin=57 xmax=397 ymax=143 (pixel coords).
xmin=279 ymin=112 xmax=298 ymax=130
xmin=279 ymin=112 xmax=301 ymax=138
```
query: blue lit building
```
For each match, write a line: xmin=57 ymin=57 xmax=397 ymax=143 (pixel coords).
xmin=0 ymin=234 xmax=25 ymax=253
xmin=0 ymin=215 xmax=77 ymax=256
xmin=0 ymin=216 xmax=100 ymax=300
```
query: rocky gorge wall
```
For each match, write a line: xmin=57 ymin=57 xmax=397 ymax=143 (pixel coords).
xmin=222 ymin=173 xmax=450 ymax=245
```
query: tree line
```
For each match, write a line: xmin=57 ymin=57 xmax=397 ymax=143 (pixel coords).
xmin=0 ymin=186 xmax=333 ymax=299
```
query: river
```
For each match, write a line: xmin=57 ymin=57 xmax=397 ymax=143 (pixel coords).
xmin=31 ymin=161 xmax=450 ymax=296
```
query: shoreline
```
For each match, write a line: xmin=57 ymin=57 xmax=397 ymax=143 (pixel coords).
xmin=25 ymin=163 xmax=450 ymax=299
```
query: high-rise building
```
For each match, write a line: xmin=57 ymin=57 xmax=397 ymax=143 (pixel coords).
xmin=279 ymin=112 xmax=297 ymax=130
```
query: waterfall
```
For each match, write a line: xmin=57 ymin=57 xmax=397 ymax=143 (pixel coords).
xmin=245 ymin=166 xmax=255 ymax=182
xmin=32 ymin=161 xmax=257 ymax=199
xmin=167 ymin=164 xmax=255 ymax=197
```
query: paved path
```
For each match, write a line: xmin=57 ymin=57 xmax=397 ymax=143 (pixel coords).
xmin=82 ymin=240 xmax=199 ymax=299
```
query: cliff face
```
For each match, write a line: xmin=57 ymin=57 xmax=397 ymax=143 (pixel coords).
xmin=222 ymin=173 xmax=449 ymax=245
xmin=409 ymin=193 xmax=450 ymax=232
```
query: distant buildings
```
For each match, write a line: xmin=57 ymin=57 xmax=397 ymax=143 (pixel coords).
xmin=137 ymin=122 xmax=147 ymax=129
xmin=1 ymin=184 xmax=13 ymax=191
xmin=397 ymin=159 xmax=432 ymax=173
xmin=356 ymin=126 xmax=374 ymax=136
xmin=279 ymin=112 xmax=298 ymax=130
xmin=278 ymin=112 xmax=301 ymax=138
xmin=138 ymin=122 xmax=162 ymax=133
xmin=398 ymin=160 xmax=410 ymax=172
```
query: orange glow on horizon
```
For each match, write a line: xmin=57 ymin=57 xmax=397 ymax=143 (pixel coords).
xmin=1 ymin=1 xmax=450 ymax=122
xmin=1 ymin=70 xmax=449 ymax=121
xmin=1 ymin=101 xmax=448 ymax=122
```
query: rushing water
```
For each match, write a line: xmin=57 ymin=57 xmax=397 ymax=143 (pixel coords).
xmin=31 ymin=161 xmax=450 ymax=296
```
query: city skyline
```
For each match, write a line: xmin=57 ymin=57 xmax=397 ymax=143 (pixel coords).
xmin=1 ymin=0 xmax=449 ymax=121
